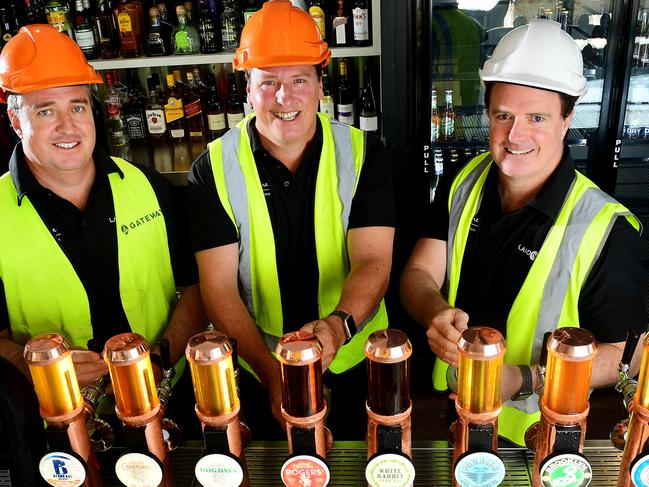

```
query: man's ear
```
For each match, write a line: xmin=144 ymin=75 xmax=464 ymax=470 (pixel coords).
xmin=7 ymin=109 xmax=23 ymax=139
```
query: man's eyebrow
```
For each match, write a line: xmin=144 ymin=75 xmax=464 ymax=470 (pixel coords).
xmin=31 ymin=98 xmax=90 ymax=110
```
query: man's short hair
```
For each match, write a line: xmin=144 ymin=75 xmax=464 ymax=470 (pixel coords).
xmin=484 ymin=81 xmax=578 ymax=119
xmin=6 ymin=92 xmax=21 ymax=114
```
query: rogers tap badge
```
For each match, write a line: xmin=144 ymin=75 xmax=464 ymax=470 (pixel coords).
xmin=365 ymin=452 xmax=416 ymax=487
xmin=280 ymin=454 xmax=330 ymax=487
xmin=540 ymin=452 xmax=592 ymax=487
xmin=454 ymin=451 xmax=506 ymax=487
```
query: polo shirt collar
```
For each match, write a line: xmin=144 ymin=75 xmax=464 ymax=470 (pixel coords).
xmin=247 ymin=116 xmax=324 ymax=160
xmin=486 ymin=147 xmax=576 ymax=219
xmin=8 ymin=142 xmax=123 ymax=206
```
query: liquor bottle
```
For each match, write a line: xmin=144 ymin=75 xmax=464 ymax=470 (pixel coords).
xmin=336 ymin=58 xmax=354 ymax=125
xmin=308 ymin=0 xmax=326 ymax=40
xmin=164 ymin=73 xmax=186 ymax=143
xmin=172 ymin=69 xmax=187 ymax=95
xmin=221 ymin=0 xmax=242 ymax=52
xmin=114 ymin=0 xmax=144 ymax=58
xmin=206 ymin=73 xmax=227 ymax=139
xmin=430 ymin=88 xmax=439 ymax=142
xmin=226 ymin=73 xmax=244 ymax=128
xmin=72 ymin=0 xmax=98 ymax=59
xmin=45 ymin=0 xmax=73 ymax=37
xmin=319 ymin=70 xmax=335 ymax=118
xmin=0 ymin=6 xmax=19 ymax=49
xmin=172 ymin=5 xmax=200 ymax=54
xmin=359 ymin=60 xmax=377 ymax=132
xmin=243 ymin=0 xmax=260 ymax=24
xmin=124 ymin=79 xmax=147 ymax=141
xmin=197 ymin=0 xmax=220 ymax=53
xmin=23 ymin=0 xmax=47 ymax=24
xmin=352 ymin=0 xmax=369 ymax=47
xmin=192 ymin=67 xmax=210 ymax=128
xmin=332 ymin=0 xmax=351 ymax=47
xmin=184 ymin=1 xmax=196 ymax=27
xmin=184 ymin=71 xmax=205 ymax=141
xmin=94 ymin=0 xmax=120 ymax=59
xmin=144 ymin=6 xmax=166 ymax=56
xmin=145 ymin=75 xmax=167 ymax=140
xmin=441 ymin=89 xmax=455 ymax=141
xmin=156 ymin=1 xmax=173 ymax=53
xmin=104 ymin=70 xmax=129 ymax=147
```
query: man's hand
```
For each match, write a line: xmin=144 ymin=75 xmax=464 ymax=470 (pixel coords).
xmin=71 ymin=349 xmax=109 ymax=388
xmin=426 ymin=307 xmax=469 ymax=368
xmin=300 ymin=316 xmax=347 ymax=371
xmin=500 ymin=363 xmax=525 ymax=402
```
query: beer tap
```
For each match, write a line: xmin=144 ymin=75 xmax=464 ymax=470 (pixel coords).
xmin=450 ymin=326 xmax=507 ymax=487
xmin=617 ymin=332 xmax=649 ymax=487
xmin=81 ymin=339 xmax=114 ymax=453
xmin=364 ymin=329 xmax=416 ymax=487
xmin=611 ymin=329 xmax=642 ymax=452
xmin=24 ymin=333 xmax=103 ymax=487
xmin=531 ymin=328 xmax=597 ymax=487
xmin=186 ymin=331 xmax=250 ymax=487
xmin=103 ymin=333 xmax=174 ymax=487
xmin=276 ymin=331 xmax=331 ymax=487
xmin=155 ymin=338 xmax=182 ymax=452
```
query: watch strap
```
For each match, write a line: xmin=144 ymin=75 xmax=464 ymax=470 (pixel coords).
xmin=328 ymin=310 xmax=356 ymax=344
xmin=512 ymin=364 xmax=533 ymax=401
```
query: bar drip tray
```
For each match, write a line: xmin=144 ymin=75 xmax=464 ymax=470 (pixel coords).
xmin=95 ymin=440 xmax=622 ymax=486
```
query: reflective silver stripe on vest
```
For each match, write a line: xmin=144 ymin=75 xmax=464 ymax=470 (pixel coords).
xmin=219 ymin=119 xmax=362 ymax=347
xmin=220 ymin=127 xmax=256 ymax=320
xmin=446 ymin=155 xmax=492 ymax=287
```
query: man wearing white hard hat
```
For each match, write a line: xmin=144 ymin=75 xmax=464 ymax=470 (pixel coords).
xmin=401 ymin=19 xmax=647 ymax=445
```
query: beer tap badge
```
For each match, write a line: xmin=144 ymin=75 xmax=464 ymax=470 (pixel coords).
xmin=540 ymin=452 xmax=592 ymax=487
xmin=281 ymin=454 xmax=330 ymax=487
xmin=631 ymin=454 xmax=649 ymax=487
xmin=39 ymin=452 xmax=86 ymax=487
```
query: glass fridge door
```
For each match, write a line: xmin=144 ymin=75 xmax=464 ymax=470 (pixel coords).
xmin=426 ymin=0 xmax=615 ymax=202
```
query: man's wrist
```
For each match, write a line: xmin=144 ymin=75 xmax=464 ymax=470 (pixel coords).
xmin=327 ymin=310 xmax=356 ymax=345
xmin=324 ymin=315 xmax=348 ymax=348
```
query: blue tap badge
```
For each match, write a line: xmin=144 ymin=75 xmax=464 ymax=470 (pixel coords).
xmin=454 ymin=451 xmax=505 ymax=487
xmin=631 ymin=454 xmax=649 ymax=487
xmin=39 ymin=452 xmax=86 ymax=487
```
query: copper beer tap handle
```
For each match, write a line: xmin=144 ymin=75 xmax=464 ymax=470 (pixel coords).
xmin=366 ymin=402 xmax=412 ymax=426
xmin=454 ymin=402 xmax=502 ymax=425
xmin=196 ymin=403 xmax=241 ymax=428
xmin=539 ymin=400 xmax=590 ymax=426
xmin=281 ymin=402 xmax=328 ymax=426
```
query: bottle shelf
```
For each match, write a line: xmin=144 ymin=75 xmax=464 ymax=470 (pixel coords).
xmin=89 ymin=46 xmax=381 ymax=71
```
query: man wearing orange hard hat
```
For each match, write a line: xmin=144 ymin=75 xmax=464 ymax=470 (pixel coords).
xmin=0 ymin=25 xmax=206 ymax=391
xmin=187 ymin=0 xmax=395 ymax=438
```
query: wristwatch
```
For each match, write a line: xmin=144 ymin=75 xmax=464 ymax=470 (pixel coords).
xmin=511 ymin=364 xmax=533 ymax=401
xmin=328 ymin=310 xmax=357 ymax=345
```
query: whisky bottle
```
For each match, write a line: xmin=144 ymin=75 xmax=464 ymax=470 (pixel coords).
xmin=184 ymin=71 xmax=205 ymax=142
xmin=94 ymin=0 xmax=120 ymax=59
xmin=332 ymin=0 xmax=351 ymax=47
xmin=104 ymin=71 xmax=129 ymax=147
xmin=206 ymin=73 xmax=227 ymax=139
xmin=155 ymin=1 xmax=173 ymax=53
xmin=44 ymin=0 xmax=73 ymax=37
xmin=221 ymin=0 xmax=242 ymax=52
xmin=0 ymin=6 xmax=19 ymax=49
xmin=124 ymin=74 xmax=147 ymax=141
xmin=115 ymin=0 xmax=144 ymax=58
xmin=145 ymin=75 xmax=167 ymax=140
xmin=23 ymin=0 xmax=47 ymax=24
xmin=164 ymin=73 xmax=186 ymax=143
xmin=172 ymin=4 xmax=200 ymax=54
xmin=144 ymin=6 xmax=166 ymax=56
xmin=226 ymin=73 xmax=244 ymax=128
xmin=72 ymin=0 xmax=98 ymax=59
xmin=359 ymin=59 xmax=377 ymax=132
xmin=197 ymin=0 xmax=220 ymax=53
xmin=336 ymin=58 xmax=354 ymax=125
xmin=319 ymin=70 xmax=335 ymax=118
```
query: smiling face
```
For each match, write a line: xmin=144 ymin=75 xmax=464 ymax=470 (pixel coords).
xmin=8 ymin=85 xmax=96 ymax=179
xmin=246 ymin=65 xmax=322 ymax=151
xmin=488 ymin=82 xmax=573 ymax=189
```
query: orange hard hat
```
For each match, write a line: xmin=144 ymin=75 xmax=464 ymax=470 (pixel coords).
xmin=233 ymin=0 xmax=331 ymax=71
xmin=0 ymin=24 xmax=102 ymax=95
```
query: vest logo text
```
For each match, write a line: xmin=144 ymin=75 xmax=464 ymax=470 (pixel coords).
xmin=120 ymin=209 xmax=162 ymax=235
xmin=517 ymin=244 xmax=538 ymax=261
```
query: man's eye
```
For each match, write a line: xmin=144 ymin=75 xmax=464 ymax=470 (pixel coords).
xmin=532 ymin=115 xmax=544 ymax=123
xmin=495 ymin=113 xmax=510 ymax=121
xmin=72 ymin=106 xmax=85 ymax=113
xmin=37 ymin=109 xmax=52 ymax=116
xmin=294 ymin=78 xmax=306 ymax=84
xmin=261 ymin=80 xmax=277 ymax=86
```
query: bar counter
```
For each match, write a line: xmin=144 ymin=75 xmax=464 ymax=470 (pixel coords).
xmin=95 ymin=440 xmax=622 ymax=486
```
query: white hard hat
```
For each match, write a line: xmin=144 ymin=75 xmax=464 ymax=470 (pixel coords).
xmin=480 ymin=19 xmax=587 ymax=98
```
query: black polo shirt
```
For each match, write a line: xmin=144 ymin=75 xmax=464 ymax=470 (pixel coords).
xmin=187 ymin=117 xmax=396 ymax=332
xmin=0 ymin=143 xmax=198 ymax=346
xmin=421 ymin=149 xmax=647 ymax=343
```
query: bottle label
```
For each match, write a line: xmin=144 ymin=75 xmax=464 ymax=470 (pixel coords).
xmin=106 ymin=102 xmax=121 ymax=119
xmin=353 ymin=8 xmax=369 ymax=41
xmin=320 ymin=98 xmax=335 ymax=117
xmin=222 ymin=27 xmax=237 ymax=44
xmin=337 ymin=103 xmax=354 ymax=125
xmin=208 ymin=113 xmax=227 ymax=131
xmin=175 ymin=30 xmax=191 ymax=52
xmin=74 ymin=29 xmax=96 ymax=49
xmin=146 ymin=109 xmax=167 ymax=134
xmin=333 ymin=16 xmax=348 ymax=44
xmin=126 ymin=114 xmax=147 ymax=139
xmin=115 ymin=452 xmax=163 ymax=487
xmin=47 ymin=11 xmax=70 ymax=31
xmin=359 ymin=115 xmax=378 ymax=132
xmin=184 ymin=99 xmax=202 ymax=119
xmin=309 ymin=7 xmax=326 ymax=38
xmin=431 ymin=118 xmax=440 ymax=142
xmin=442 ymin=116 xmax=454 ymax=136
xmin=170 ymin=128 xmax=185 ymax=139
xmin=164 ymin=97 xmax=184 ymax=123
xmin=227 ymin=112 xmax=244 ymax=128
xmin=117 ymin=12 xmax=133 ymax=33
xmin=39 ymin=452 xmax=86 ymax=487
